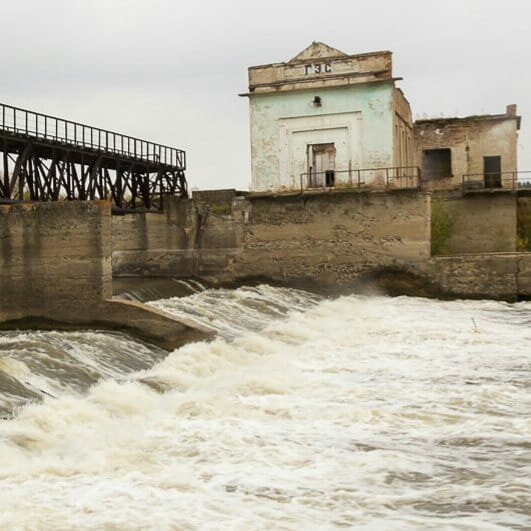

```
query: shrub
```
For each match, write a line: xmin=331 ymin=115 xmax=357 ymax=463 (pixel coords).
xmin=516 ymin=199 xmax=531 ymax=251
xmin=208 ymin=202 xmax=231 ymax=215
xmin=431 ymin=198 xmax=454 ymax=255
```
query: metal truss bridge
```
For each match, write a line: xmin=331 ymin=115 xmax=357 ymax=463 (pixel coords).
xmin=0 ymin=102 xmax=187 ymax=212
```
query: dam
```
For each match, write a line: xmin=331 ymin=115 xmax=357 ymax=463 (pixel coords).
xmin=1 ymin=42 xmax=531 ymax=344
xmin=0 ymin=39 xmax=530 ymax=530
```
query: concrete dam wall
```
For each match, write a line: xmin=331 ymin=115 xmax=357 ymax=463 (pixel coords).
xmin=113 ymin=190 xmax=431 ymax=284
xmin=0 ymin=201 xmax=213 ymax=349
xmin=112 ymin=190 xmax=531 ymax=300
xmin=0 ymin=189 xmax=528 ymax=346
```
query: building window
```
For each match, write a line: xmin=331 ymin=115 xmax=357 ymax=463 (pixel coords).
xmin=483 ymin=156 xmax=502 ymax=188
xmin=422 ymin=148 xmax=452 ymax=179
xmin=308 ymin=143 xmax=336 ymax=187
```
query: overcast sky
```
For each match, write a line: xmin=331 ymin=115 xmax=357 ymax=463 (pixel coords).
xmin=1 ymin=0 xmax=529 ymax=190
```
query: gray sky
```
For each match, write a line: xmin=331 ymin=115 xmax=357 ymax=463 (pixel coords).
xmin=1 ymin=0 xmax=529 ymax=190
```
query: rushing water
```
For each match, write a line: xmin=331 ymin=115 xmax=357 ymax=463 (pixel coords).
xmin=0 ymin=284 xmax=530 ymax=530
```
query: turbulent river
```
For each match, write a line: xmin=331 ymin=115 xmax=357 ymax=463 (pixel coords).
xmin=0 ymin=283 xmax=529 ymax=530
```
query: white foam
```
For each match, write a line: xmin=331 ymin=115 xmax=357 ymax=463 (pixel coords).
xmin=0 ymin=290 xmax=529 ymax=529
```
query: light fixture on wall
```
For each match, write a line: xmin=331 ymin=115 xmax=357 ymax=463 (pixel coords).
xmin=312 ymin=96 xmax=322 ymax=107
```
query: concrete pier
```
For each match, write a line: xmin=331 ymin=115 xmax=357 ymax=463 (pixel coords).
xmin=0 ymin=201 xmax=214 ymax=349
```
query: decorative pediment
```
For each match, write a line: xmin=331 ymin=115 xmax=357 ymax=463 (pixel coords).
xmin=288 ymin=41 xmax=347 ymax=63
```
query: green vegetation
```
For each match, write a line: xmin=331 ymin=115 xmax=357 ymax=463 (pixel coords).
xmin=208 ymin=203 xmax=232 ymax=215
xmin=431 ymin=198 xmax=455 ymax=255
xmin=517 ymin=201 xmax=531 ymax=251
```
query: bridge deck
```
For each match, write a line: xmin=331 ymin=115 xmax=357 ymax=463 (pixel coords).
xmin=0 ymin=102 xmax=187 ymax=211
xmin=1 ymin=130 xmax=180 ymax=173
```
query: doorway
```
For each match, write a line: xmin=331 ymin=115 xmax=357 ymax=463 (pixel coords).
xmin=308 ymin=143 xmax=336 ymax=187
xmin=483 ymin=156 xmax=502 ymax=188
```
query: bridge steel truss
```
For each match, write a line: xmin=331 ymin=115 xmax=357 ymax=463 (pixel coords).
xmin=0 ymin=103 xmax=187 ymax=212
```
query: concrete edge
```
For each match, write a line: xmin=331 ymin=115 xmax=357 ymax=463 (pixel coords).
xmin=0 ymin=299 xmax=217 ymax=351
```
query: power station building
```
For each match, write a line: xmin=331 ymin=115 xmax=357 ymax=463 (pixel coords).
xmin=241 ymin=42 xmax=521 ymax=193
xmin=414 ymin=108 xmax=521 ymax=190
xmin=240 ymin=42 xmax=415 ymax=192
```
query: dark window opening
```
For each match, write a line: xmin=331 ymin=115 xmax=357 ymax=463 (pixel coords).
xmin=325 ymin=170 xmax=335 ymax=187
xmin=484 ymin=156 xmax=501 ymax=188
xmin=422 ymin=148 xmax=452 ymax=180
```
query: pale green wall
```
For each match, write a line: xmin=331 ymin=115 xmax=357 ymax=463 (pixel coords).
xmin=249 ymin=81 xmax=394 ymax=191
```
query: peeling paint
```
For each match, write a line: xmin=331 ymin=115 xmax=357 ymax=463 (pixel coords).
xmin=242 ymin=43 xmax=412 ymax=192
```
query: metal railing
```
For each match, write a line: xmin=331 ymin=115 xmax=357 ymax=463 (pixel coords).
xmin=0 ymin=102 xmax=185 ymax=169
xmin=299 ymin=166 xmax=421 ymax=192
xmin=462 ymin=171 xmax=531 ymax=192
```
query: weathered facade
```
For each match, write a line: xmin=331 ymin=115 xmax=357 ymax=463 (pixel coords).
xmin=414 ymin=106 xmax=521 ymax=190
xmin=241 ymin=42 xmax=415 ymax=192
xmin=437 ymin=193 xmax=517 ymax=254
xmin=243 ymin=43 xmax=523 ymax=194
